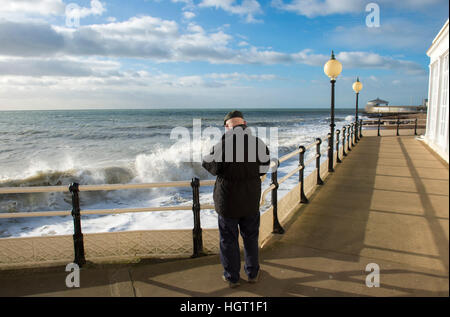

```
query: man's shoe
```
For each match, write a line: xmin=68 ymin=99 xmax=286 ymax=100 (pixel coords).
xmin=248 ymin=270 xmax=261 ymax=284
xmin=222 ymin=275 xmax=240 ymax=288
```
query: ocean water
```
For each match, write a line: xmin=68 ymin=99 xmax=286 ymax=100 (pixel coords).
xmin=0 ymin=108 xmax=362 ymax=238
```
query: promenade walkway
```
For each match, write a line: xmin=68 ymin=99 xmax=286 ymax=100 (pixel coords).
xmin=0 ymin=135 xmax=448 ymax=297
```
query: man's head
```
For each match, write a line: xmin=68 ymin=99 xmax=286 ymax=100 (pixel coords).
xmin=224 ymin=110 xmax=246 ymax=130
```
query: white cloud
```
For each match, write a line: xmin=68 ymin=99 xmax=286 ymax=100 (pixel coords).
xmin=0 ymin=18 xmax=426 ymax=76
xmin=183 ymin=11 xmax=196 ymax=19
xmin=186 ymin=22 xmax=204 ymax=33
xmin=171 ymin=0 xmax=196 ymax=11
xmin=205 ymin=72 xmax=279 ymax=81
xmin=0 ymin=0 xmax=106 ymax=21
xmin=0 ymin=56 xmax=121 ymax=77
xmin=172 ymin=0 xmax=194 ymax=4
xmin=272 ymin=0 xmax=364 ymax=17
xmin=199 ymin=0 xmax=263 ymax=23
xmin=0 ymin=0 xmax=66 ymax=16
xmin=67 ymin=0 xmax=106 ymax=19
xmin=330 ymin=19 xmax=436 ymax=52
xmin=0 ymin=64 xmax=280 ymax=98
xmin=0 ymin=16 xmax=426 ymax=76
xmin=378 ymin=0 xmax=445 ymax=9
xmin=335 ymin=51 xmax=426 ymax=76
xmin=272 ymin=0 xmax=447 ymax=17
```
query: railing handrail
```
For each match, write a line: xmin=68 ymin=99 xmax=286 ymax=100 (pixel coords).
xmin=0 ymin=180 xmax=199 ymax=195
xmin=361 ymin=118 xmax=427 ymax=123
xmin=360 ymin=116 xmax=426 ymax=137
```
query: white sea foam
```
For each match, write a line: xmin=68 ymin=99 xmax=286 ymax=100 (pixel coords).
xmin=345 ymin=115 xmax=355 ymax=122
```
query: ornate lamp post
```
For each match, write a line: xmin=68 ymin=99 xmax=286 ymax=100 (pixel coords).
xmin=352 ymin=77 xmax=363 ymax=142
xmin=324 ymin=51 xmax=342 ymax=172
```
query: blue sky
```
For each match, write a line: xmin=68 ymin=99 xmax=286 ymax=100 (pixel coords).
xmin=0 ymin=0 xmax=448 ymax=110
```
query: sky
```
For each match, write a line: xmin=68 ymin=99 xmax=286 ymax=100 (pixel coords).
xmin=0 ymin=0 xmax=448 ymax=110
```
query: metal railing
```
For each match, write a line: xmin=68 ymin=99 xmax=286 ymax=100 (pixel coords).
xmin=0 ymin=123 xmax=361 ymax=266
xmin=361 ymin=117 xmax=427 ymax=136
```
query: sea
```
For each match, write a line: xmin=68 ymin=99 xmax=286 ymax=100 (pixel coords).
xmin=0 ymin=108 xmax=364 ymax=238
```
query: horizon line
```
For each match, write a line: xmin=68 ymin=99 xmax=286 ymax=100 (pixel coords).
xmin=0 ymin=107 xmax=361 ymax=112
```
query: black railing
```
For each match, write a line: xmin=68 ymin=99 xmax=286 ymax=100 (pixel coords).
xmin=268 ymin=123 xmax=359 ymax=237
xmin=361 ymin=117 xmax=426 ymax=136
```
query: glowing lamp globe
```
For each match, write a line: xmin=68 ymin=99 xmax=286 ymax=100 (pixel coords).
xmin=324 ymin=51 xmax=342 ymax=80
xmin=353 ymin=77 xmax=363 ymax=93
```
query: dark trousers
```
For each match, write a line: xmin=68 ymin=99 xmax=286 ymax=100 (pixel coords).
xmin=218 ymin=212 xmax=260 ymax=283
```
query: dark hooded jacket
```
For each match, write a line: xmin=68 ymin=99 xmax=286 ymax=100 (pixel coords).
xmin=202 ymin=124 xmax=270 ymax=218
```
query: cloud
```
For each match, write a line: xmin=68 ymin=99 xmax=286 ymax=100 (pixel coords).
xmin=0 ymin=16 xmax=233 ymax=61
xmin=182 ymin=11 xmax=196 ymax=19
xmin=378 ymin=0 xmax=446 ymax=9
xmin=66 ymin=0 xmax=106 ymax=20
xmin=330 ymin=19 xmax=437 ymax=52
xmin=0 ymin=63 xmax=280 ymax=96
xmin=0 ymin=0 xmax=107 ymax=22
xmin=0 ymin=56 xmax=121 ymax=77
xmin=205 ymin=72 xmax=279 ymax=81
xmin=272 ymin=0 xmax=364 ymax=17
xmin=199 ymin=0 xmax=263 ymax=23
xmin=0 ymin=0 xmax=66 ymax=17
xmin=335 ymin=51 xmax=427 ymax=76
xmin=171 ymin=0 xmax=196 ymax=11
xmin=0 ymin=21 xmax=65 ymax=56
xmin=272 ymin=0 xmax=448 ymax=18
xmin=0 ymin=16 xmax=426 ymax=76
xmin=59 ymin=16 xmax=182 ymax=59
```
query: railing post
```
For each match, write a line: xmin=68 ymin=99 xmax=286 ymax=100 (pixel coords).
xmin=69 ymin=183 xmax=86 ymax=267
xmin=299 ymin=146 xmax=309 ymax=204
xmin=271 ymin=159 xmax=285 ymax=234
xmin=347 ymin=125 xmax=352 ymax=152
xmin=316 ymin=138 xmax=324 ymax=185
xmin=336 ymin=130 xmax=342 ymax=163
xmin=396 ymin=116 xmax=400 ymax=136
xmin=342 ymin=126 xmax=347 ymax=157
xmin=359 ymin=119 xmax=363 ymax=139
xmin=327 ymin=133 xmax=334 ymax=172
xmin=414 ymin=118 xmax=418 ymax=135
xmin=191 ymin=177 xmax=204 ymax=257
xmin=351 ymin=123 xmax=355 ymax=147
xmin=377 ymin=116 xmax=381 ymax=137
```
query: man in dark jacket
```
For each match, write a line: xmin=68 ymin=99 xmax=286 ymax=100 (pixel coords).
xmin=202 ymin=110 xmax=270 ymax=288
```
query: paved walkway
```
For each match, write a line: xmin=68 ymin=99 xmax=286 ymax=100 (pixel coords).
xmin=0 ymin=136 xmax=448 ymax=297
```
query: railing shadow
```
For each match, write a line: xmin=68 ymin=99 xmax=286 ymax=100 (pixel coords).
xmin=397 ymin=138 xmax=449 ymax=273
xmin=261 ymin=136 xmax=382 ymax=262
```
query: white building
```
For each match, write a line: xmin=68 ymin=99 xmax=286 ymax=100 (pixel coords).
xmin=425 ymin=19 xmax=449 ymax=163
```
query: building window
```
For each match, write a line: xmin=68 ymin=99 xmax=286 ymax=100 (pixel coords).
xmin=428 ymin=61 xmax=440 ymax=139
